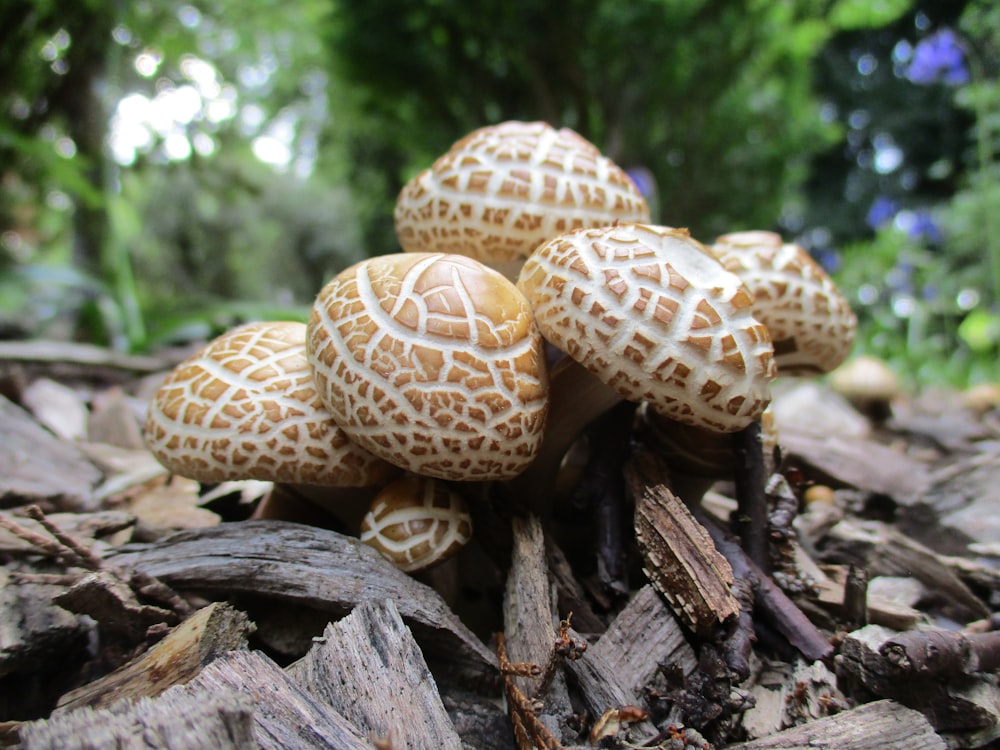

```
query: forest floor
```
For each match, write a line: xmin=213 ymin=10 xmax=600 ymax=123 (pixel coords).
xmin=2 ymin=339 xmax=1000 ymax=749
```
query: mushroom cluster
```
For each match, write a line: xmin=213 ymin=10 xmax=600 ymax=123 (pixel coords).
xmin=143 ymin=119 xmax=857 ymax=578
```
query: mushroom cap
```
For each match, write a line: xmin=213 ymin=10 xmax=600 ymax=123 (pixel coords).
xmin=359 ymin=475 xmax=473 ymax=573
xmin=711 ymin=231 xmax=856 ymax=375
xmin=394 ymin=121 xmax=650 ymax=271
xmin=828 ymin=355 xmax=901 ymax=404
xmin=517 ymin=223 xmax=775 ymax=433
xmin=143 ymin=321 xmax=397 ymax=487
xmin=307 ymin=252 xmax=549 ymax=481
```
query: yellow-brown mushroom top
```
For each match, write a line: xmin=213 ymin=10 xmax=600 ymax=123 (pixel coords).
xmin=394 ymin=121 xmax=650 ymax=270
xmin=143 ymin=321 xmax=396 ymax=487
xmin=711 ymin=230 xmax=857 ymax=375
xmin=360 ymin=475 xmax=473 ymax=573
xmin=518 ymin=223 xmax=776 ymax=433
xmin=307 ymin=252 xmax=549 ymax=481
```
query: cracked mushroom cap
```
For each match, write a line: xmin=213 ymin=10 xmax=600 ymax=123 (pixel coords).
xmin=711 ymin=231 xmax=856 ymax=375
xmin=394 ymin=121 xmax=650 ymax=275
xmin=517 ymin=223 xmax=776 ymax=433
xmin=307 ymin=252 xmax=549 ymax=481
xmin=143 ymin=321 xmax=397 ymax=487
xmin=360 ymin=475 xmax=473 ymax=573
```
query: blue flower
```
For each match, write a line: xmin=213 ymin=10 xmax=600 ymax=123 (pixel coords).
xmin=906 ymin=28 xmax=969 ymax=85
xmin=866 ymin=196 xmax=899 ymax=229
xmin=906 ymin=210 xmax=943 ymax=244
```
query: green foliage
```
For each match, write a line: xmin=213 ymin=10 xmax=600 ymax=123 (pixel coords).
xmin=324 ymin=0 xmax=842 ymax=251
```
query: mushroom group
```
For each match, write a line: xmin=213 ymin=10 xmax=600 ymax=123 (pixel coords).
xmin=143 ymin=119 xmax=857 ymax=580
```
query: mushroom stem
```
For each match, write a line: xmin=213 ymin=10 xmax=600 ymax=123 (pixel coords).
xmin=507 ymin=357 xmax=625 ymax=513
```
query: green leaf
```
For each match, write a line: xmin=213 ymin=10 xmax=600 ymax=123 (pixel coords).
xmin=827 ymin=0 xmax=913 ymax=30
xmin=958 ymin=309 xmax=1000 ymax=352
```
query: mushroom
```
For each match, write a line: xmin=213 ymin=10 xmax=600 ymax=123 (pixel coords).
xmin=307 ymin=252 xmax=550 ymax=482
xmin=359 ymin=474 xmax=473 ymax=573
xmin=143 ymin=320 xmax=398 ymax=492
xmin=828 ymin=354 xmax=902 ymax=422
xmin=710 ymin=230 xmax=856 ymax=375
xmin=513 ymin=223 xmax=776 ymax=506
xmin=394 ymin=121 xmax=650 ymax=279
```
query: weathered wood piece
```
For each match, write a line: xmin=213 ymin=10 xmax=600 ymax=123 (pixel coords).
xmin=562 ymin=629 xmax=658 ymax=741
xmin=627 ymin=456 xmax=740 ymax=638
xmin=837 ymin=625 xmax=1000 ymax=745
xmin=725 ymin=699 xmax=945 ymax=750
xmin=108 ymin=520 xmax=496 ymax=678
xmin=55 ymin=601 xmax=254 ymax=712
xmin=502 ymin=514 xmax=572 ymax=738
xmin=881 ymin=628 xmax=1000 ymax=678
xmin=53 ymin=569 xmax=175 ymax=642
xmin=286 ymin=598 xmax=462 ymax=749
xmin=0 ymin=394 xmax=102 ymax=511
xmin=0 ymin=567 xmax=88 ymax=696
xmin=740 ymin=659 xmax=845 ymax=741
xmin=779 ymin=425 xmax=931 ymax=502
xmin=0 ymin=339 xmax=174 ymax=373
xmin=19 ymin=687 xmax=257 ymax=750
xmin=183 ymin=648 xmax=369 ymax=750
xmin=589 ymin=584 xmax=697 ymax=697
xmin=0 ymin=510 xmax=134 ymax=554
xmin=823 ymin=519 xmax=990 ymax=623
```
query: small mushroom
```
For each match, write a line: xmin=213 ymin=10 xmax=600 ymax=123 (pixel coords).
xmin=828 ymin=354 xmax=902 ymax=422
xmin=143 ymin=321 xmax=397 ymax=488
xmin=307 ymin=252 xmax=549 ymax=481
xmin=359 ymin=475 xmax=473 ymax=573
xmin=513 ymin=223 xmax=776 ymax=506
xmin=394 ymin=121 xmax=650 ymax=278
xmin=711 ymin=230 xmax=857 ymax=375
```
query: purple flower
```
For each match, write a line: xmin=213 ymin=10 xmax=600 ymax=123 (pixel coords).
xmin=906 ymin=28 xmax=969 ymax=85
xmin=866 ymin=196 xmax=899 ymax=229
xmin=906 ymin=210 xmax=943 ymax=244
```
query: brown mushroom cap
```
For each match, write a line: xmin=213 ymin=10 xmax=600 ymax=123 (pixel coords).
xmin=711 ymin=231 xmax=857 ymax=375
xmin=307 ymin=252 xmax=549 ymax=481
xmin=394 ymin=121 xmax=650 ymax=273
xmin=143 ymin=321 xmax=396 ymax=487
xmin=359 ymin=475 xmax=473 ymax=573
xmin=517 ymin=223 xmax=775 ymax=433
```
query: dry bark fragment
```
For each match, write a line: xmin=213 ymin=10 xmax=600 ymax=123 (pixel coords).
xmin=108 ymin=520 xmax=496 ymax=679
xmin=186 ymin=648 xmax=369 ymax=750
xmin=588 ymin=584 xmax=697 ymax=697
xmin=0 ymin=395 xmax=102 ymax=511
xmin=627 ymin=455 xmax=740 ymax=638
xmin=286 ymin=598 xmax=462 ymax=750
xmin=18 ymin=687 xmax=257 ymax=750
xmin=55 ymin=601 xmax=253 ymax=712
xmin=502 ymin=514 xmax=572 ymax=739
xmin=725 ymin=699 xmax=946 ymax=750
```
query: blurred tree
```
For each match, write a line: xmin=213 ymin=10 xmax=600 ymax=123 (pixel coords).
xmin=323 ymin=0 xmax=852 ymax=253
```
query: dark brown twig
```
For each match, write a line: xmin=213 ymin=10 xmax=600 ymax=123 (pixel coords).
xmin=496 ymin=633 xmax=563 ymax=750
xmin=880 ymin=629 xmax=1000 ymax=678
xmin=732 ymin=420 xmax=769 ymax=572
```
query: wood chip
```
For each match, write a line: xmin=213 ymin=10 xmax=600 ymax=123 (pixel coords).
xmin=726 ymin=699 xmax=945 ymax=750
xmin=0 ymin=394 xmax=102 ymax=511
xmin=589 ymin=584 xmax=696 ymax=697
xmin=19 ymin=687 xmax=257 ymax=750
xmin=629 ymin=457 xmax=739 ymax=637
xmin=108 ymin=520 xmax=496 ymax=679
xmin=184 ymin=649 xmax=369 ymax=750
xmin=55 ymin=602 xmax=254 ymax=713
xmin=287 ymin=598 xmax=462 ymax=749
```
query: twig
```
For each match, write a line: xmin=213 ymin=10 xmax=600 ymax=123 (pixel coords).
xmin=23 ymin=504 xmax=103 ymax=570
xmin=843 ymin=565 xmax=870 ymax=629
xmin=693 ymin=506 xmax=832 ymax=663
xmin=496 ymin=633 xmax=563 ymax=750
xmin=880 ymin=629 xmax=1000 ymax=678
xmin=732 ymin=420 xmax=769 ymax=572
